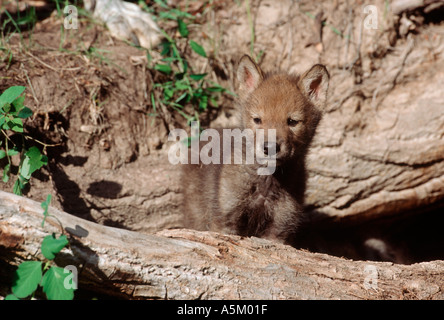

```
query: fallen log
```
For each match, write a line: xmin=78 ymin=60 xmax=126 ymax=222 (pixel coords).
xmin=1 ymin=191 xmax=443 ymax=300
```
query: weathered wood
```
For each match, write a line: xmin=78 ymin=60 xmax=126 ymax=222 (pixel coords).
xmin=1 ymin=191 xmax=443 ymax=300
xmin=391 ymin=0 xmax=444 ymax=15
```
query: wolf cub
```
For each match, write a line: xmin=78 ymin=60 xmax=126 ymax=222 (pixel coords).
xmin=182 ymin=55 xmax=329 ymax=244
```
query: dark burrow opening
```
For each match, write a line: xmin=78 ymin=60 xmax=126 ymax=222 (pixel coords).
xmin=295 ymin=201 xmax=444 ymax=264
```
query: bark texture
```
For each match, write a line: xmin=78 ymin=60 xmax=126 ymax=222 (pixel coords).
xmin=1 ymin=191 xmax=444 ymax=300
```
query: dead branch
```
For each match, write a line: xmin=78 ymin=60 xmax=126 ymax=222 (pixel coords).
xmin=1 ymin=191 xmax=443 ymax=300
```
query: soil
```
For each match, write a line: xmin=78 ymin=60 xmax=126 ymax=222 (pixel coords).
xmin=1 ymin=0 xmax=444 ymax=264
xmin=0 ymin=14 xmax=178 ymax=227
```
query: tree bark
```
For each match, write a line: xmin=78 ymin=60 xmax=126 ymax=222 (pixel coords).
xmin=1 ymin=191 xmax=443 ymax=300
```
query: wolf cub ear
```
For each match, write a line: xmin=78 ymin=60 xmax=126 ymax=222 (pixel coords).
xmin=299 ymin=64 xmax=329 ymax=110
xmin=237 ymin=55 xmax=264 ymax=98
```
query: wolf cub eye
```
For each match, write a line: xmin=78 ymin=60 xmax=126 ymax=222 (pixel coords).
xmin=287 ymin=118 xmax=300 ymax=127
xmin=253 ymin=117 xmax=262 ymax=124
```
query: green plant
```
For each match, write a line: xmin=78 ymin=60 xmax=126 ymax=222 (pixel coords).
xmin=0 ymin=86 xmax=48 ymax=195
xmin=2 ymin=4 xmax=37 ymax=31
xmin=5 ymin=195 xmax=76 ymax=300
xmin=148 ymin=1 xmax=229 ymax=123
xmin=1 ymin=3 xmax=38 ymax=51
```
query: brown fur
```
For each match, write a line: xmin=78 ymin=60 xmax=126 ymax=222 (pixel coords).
xmin=182 ymin=55 xmax=329 ymax=244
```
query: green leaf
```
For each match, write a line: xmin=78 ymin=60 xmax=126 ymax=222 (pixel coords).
xmin=150 ymin=92 xmax=157 ymax=112
xmin=7 ymin=148 xmax=19 ymax=156
xmin=174 ymin=72 xmax=186 ymax=81
xmin=19 ymin=146 xmax=47 ymax=180
xmin=164 ymin=88 xmax=174 ymax=100
xmin=41 ymin=266 xmax=75 ymax=300
xmin=41 ymin=194 xmax=52 ymax=228
xmin=174 ymin=80 xmax=190 ymax=91
xmin=210 ymin=95 xmax=219 ymax=107
xmin=2 ymin=103 xmax=11 ymax=113
xmin=182 ymin=60 xmax=188 ymax=73
xmin=0 ymin=150 xmax=6 ymax=159
xmin=175 ymin=92 xmax=189 ymax=104
xmin=12 ymin=95 xmax=25 ymax=110
xmin=8 ymin=117 xmax=23 ymax=132
xmin=13 ymin=179 xmax=23 ymax=196
xmin=3 ymin=163 xmax=10 ymax=183
xmin=17 ymin=106 xmax=32 ymax=119
xmin=153 ymin=0 xmax=169 ymax=9
xmin=189 ymin=41 xmax=207 ymax=57
xmin=11 ymin=261 xmax=43 ymax=298
xmin=154 ymin=63 xmax=172 ymax=74
xmin=0 ymin=117 xmax=9 ymax=130
xmin=193 ymin=88 xmax=203 ymax=99
xmin=0 ymin=86 xmax=25 ymax=109
xmin=160 ymin=41 xmax=172 ymax=56
xmin=9 ymin=96 xmax=24 ymax=115
xmin=206 ymin=85 xmax=226 ymax=92
xmin=177 ymin=19 xmax=189 ymax=38
xmin=198 ymin=95 xmax=209 ymax=111
xmin=41 ymin=234 xmax=68 ymax=260
xmin=5 ymin=294 xmax=20 ymax=300
xmin=190 ymin=73 xmax=207 ymax=81
xmin=161 ymin=57 xmax=178 ymax=63
xmin=159 ymin=10 xmax=186 ymax=20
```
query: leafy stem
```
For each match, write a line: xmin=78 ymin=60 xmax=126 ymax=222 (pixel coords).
xmin=5 ymin=195 xmax=76 ymax=300
xmin=0 ymin=86 xmax=49 ymax=195
xmin=149 ymin=3 xmax=227 ymax=123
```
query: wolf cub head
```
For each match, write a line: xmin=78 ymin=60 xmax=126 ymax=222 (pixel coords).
xmin=236 ymin=55 xmax=329 ymax=165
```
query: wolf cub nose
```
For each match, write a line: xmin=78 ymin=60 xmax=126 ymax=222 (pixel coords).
xmin=263 ymin=141 xmax=280 ymax=156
